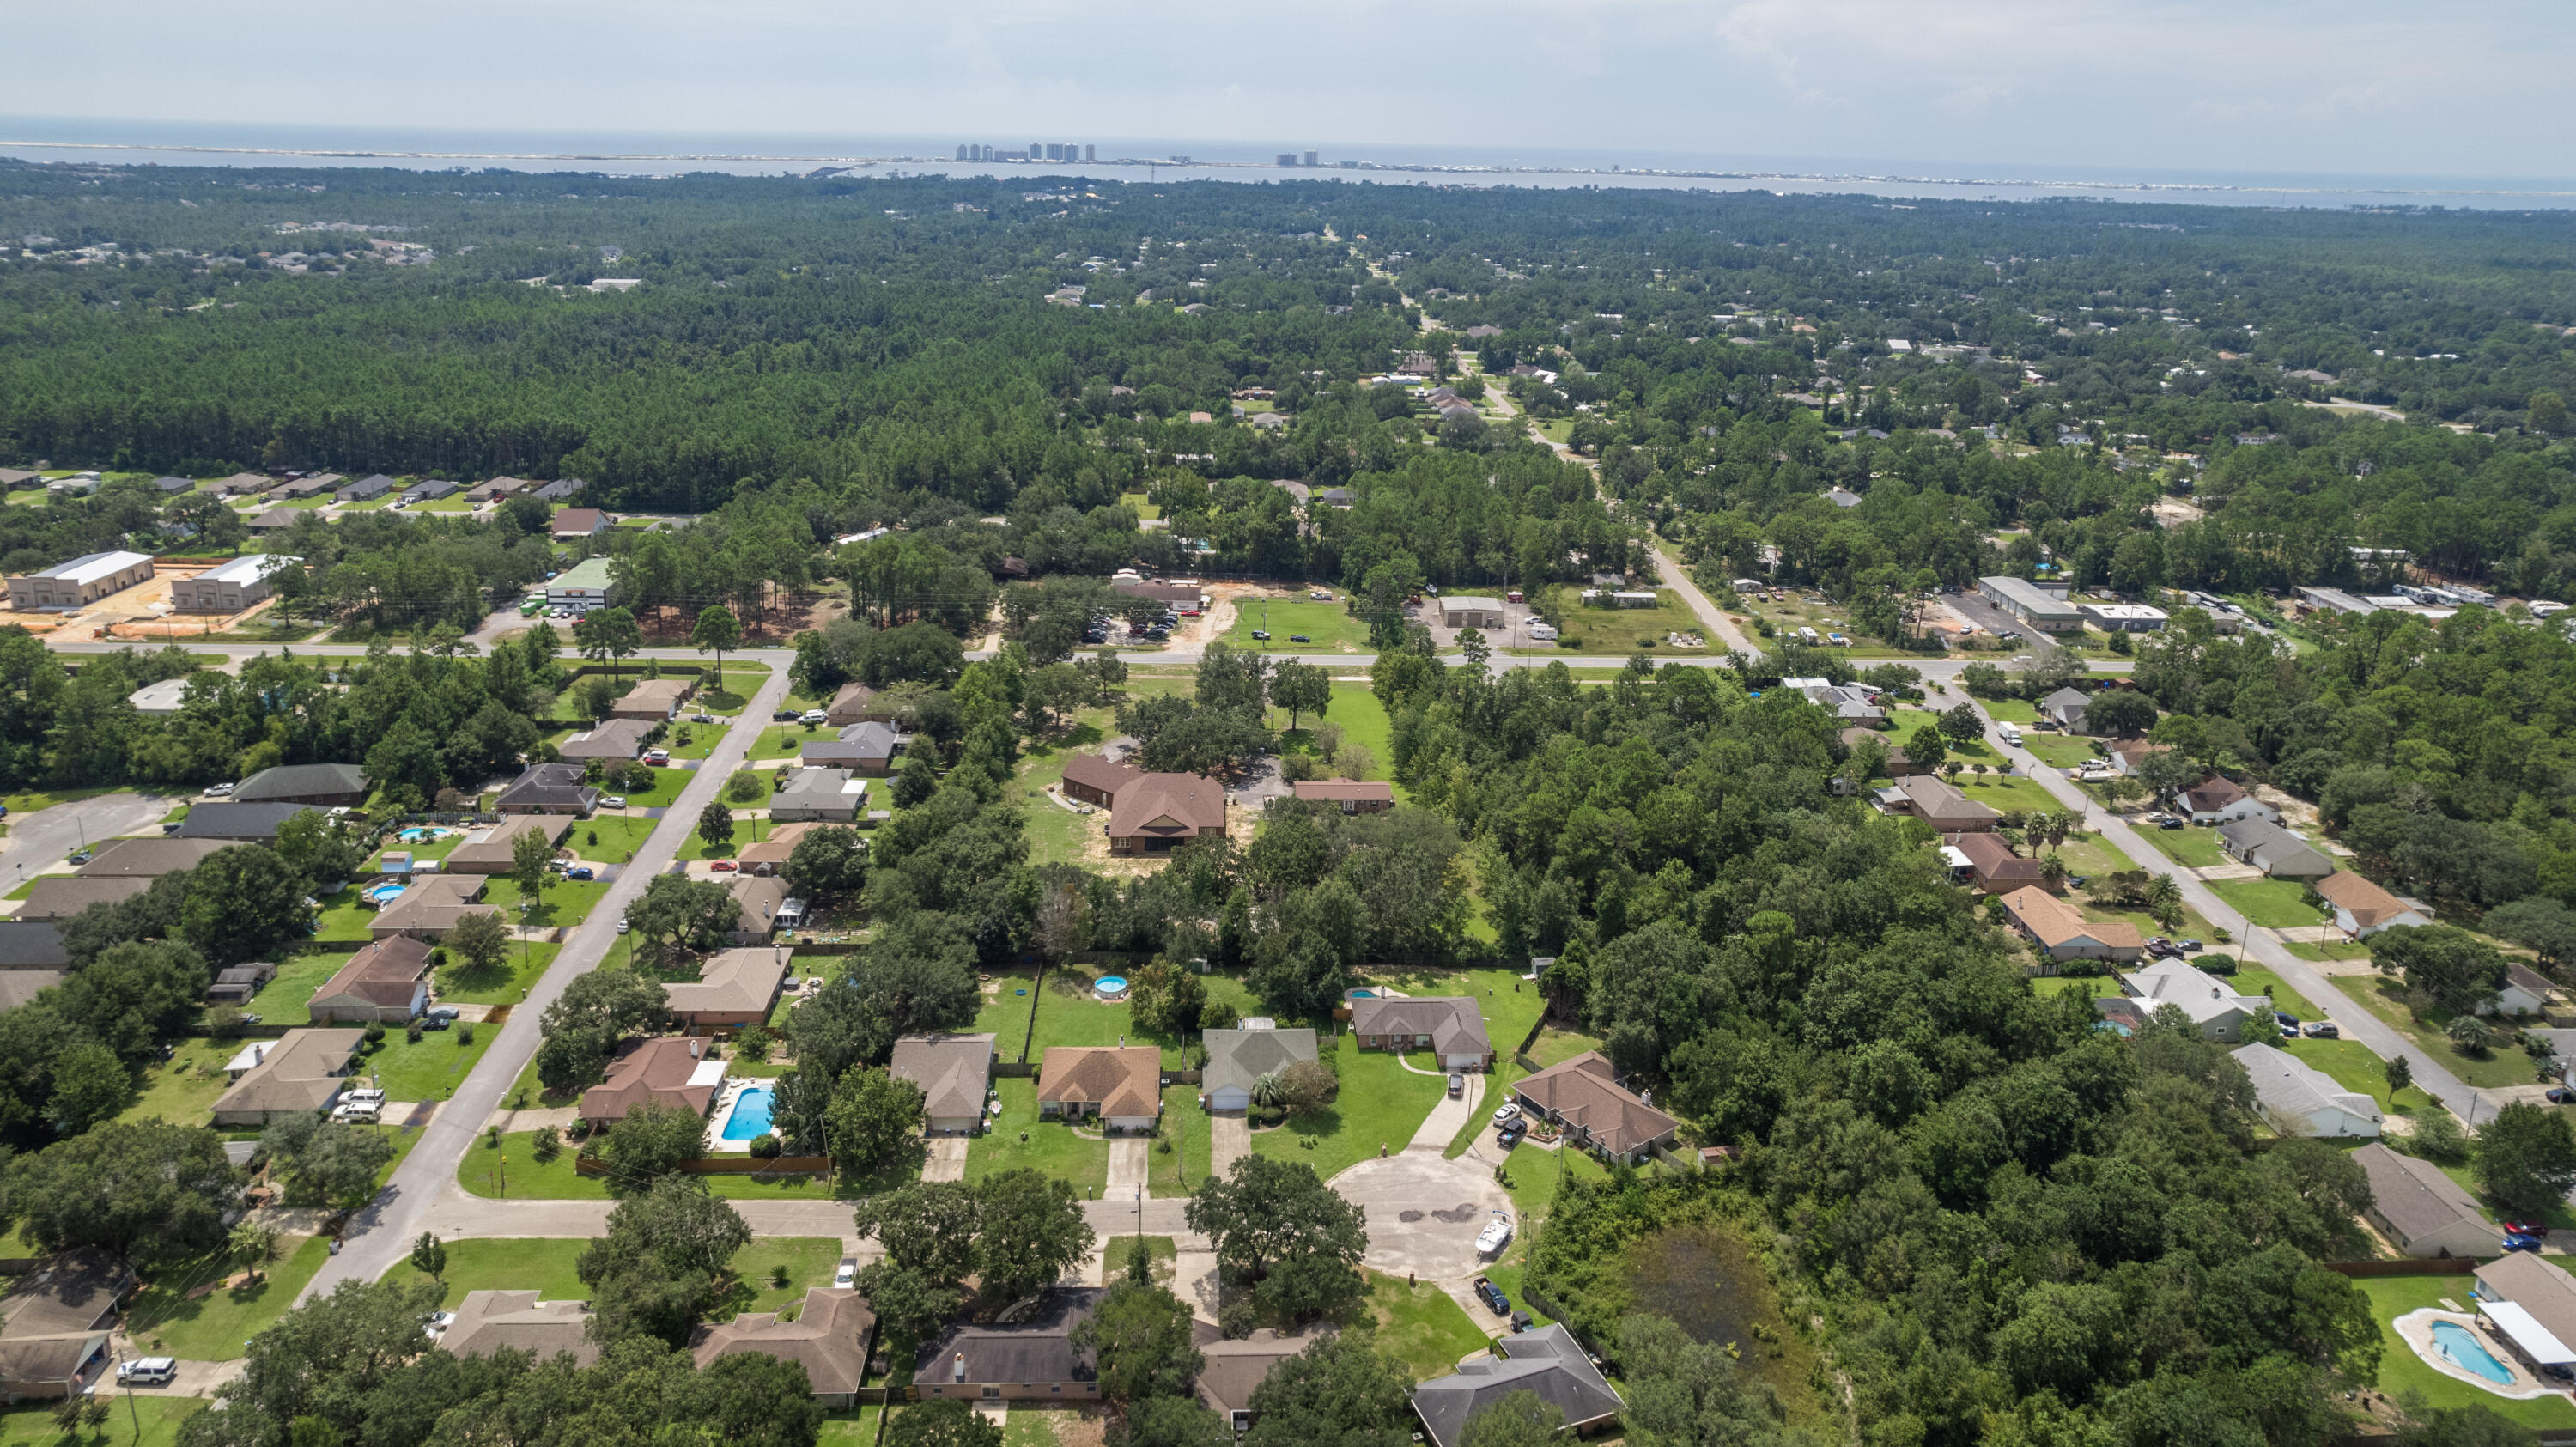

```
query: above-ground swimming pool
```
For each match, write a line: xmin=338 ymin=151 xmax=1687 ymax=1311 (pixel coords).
xmin=2433 ymin=1322 xmax=2516 ymax=1384
xmin=718 ymin=1085 xmax=776 ymax=1142
xmin=364 ymin=883 xmax=407 ymax=904
xmin=1095 ymin=975 xmax=1129 ymax=999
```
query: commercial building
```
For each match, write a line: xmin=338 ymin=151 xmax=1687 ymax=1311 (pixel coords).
xmin=171 ymin=555 xmax=292 ymax=612
xmin=1977 ymin=575 xmax=2085 ymax=633
xmin=7 ymin=550 xmax=155 ymax=611
xmin=545 ymin=556 xmax=617 ymax=613
xmin=2079 ymin=603 xmax=2170 ymax=632
xmin=1438 ymin=596 xmax=1507 ymax=629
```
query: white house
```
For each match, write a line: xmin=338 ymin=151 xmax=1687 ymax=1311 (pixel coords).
xmin=2231 ymin=1043 xmax=2381 ymax=1138
xmin=2313 ymin=871 xmax=2434 ymax=939
xmin=2494 ymin=963 xmax=2559 ymax=1019
xmin=2178 ymin=775 xmax=2278 ymax=826
xmin=2122 ymin=959 xmax=2269 ymax=1042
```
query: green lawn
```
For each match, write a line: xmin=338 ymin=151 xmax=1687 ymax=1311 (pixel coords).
xmin=967 ymin=961 xmax=1254 ymax=1069
xmin=1975 ymin=696 xmax=2042 ymax=724
xmin=1161 ymin=1084 xmax=1212 ymax=1195
xmin=381 ymin=1235 xmax=846 ymax=1318
xmin=2042 ymin=830 xmax=2141 ymax=884
xmin=456 ymin=1130 xmax=848 ymax=1200
xmin=1528 ymin=1025 xmax=1603 ymax=1068
xmin=605 ymin=764 xmax=693 ymax=810
xmin=1222 ymin=599 xmax=1374 ymax=654
xmin=2230 ymin=964 xmax=2320 ymax=1020
xmin=564 ymin=816 xmax=658 ymax=863
xmin=1249 ymin=1037 xmax=1447 ymax=1182
xmin=0 ymin=1400 xmax=204 ymax=1446
xmin=2031 ymin=975 xmax=2126 ymax=1000
xmin=677 ymin=813 xmax=797 ymax=863
xmin=664 ymin=721 xmax=732 ymax=761
xmin=2286 ymin=939 xmax=2373 ymax=964
xmin=963 ymin=1077 xmax=1109 ymax=1192
xmin=481 ymin=875 xmax=611 ymax=932
xmin=116 ymin=1037 xmax=249 ymax=1127
xmin=2210 ymin=875 xmax=2329 ymax=931
xmin=2337 ymin=977 xmax=2554 ymax=1091
xmin=750 ymin=722 xmax=841 ymax=761
xmin=347 ymin=1024 xmax=495 ymax=1102
xmin=2133 ymin=824 xmax=2230 ymax=869
xmin=2281 ymin=1037 xmax=2442 ymax=1118
xmin=1323 ymin=682 xmax=1395 ymax=780
xmin=2354 ymin=1277 xmax=2576 ymax=1429
xmin=312 ymin=892 xmax=379 ymax=942
xmin=1018 ymin=720 xmax=1112 ymax=868
xmin=1365 ymin=1270 xmax=1494 ymax=1382
xmin=436 ymin=941 xmax=559 ymax=1007
xmin=126 ymin=1233 xmax=331 ymax=1360
xmin=2021 ymin=733 xmax=2099 ymax=770
xmin=1520 ymin=593 xmax=1707 ymax=656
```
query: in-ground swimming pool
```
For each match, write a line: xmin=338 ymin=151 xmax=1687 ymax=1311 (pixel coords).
xmin=1095 ymin=975 xmax=1128 ymax=998
xmin=1348 ymin=988 xmax=1379 ymax=999
xmin=718 ymin=1085 xmax=776 ymax=1142
xmin=2432 ymin=1321 xmax=2516 ymax=1384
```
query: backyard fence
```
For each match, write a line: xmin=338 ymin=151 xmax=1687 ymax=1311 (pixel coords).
xmin=2319 ymin=1257 xmax=2499 ymax=1278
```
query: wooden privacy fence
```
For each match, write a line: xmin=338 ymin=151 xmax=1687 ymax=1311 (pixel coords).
xmin=2320 ymin=1257 xmax=2499 ymax=1278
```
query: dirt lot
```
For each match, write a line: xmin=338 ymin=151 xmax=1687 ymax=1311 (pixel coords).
xmin=0 ymin=561 xmax=279 ymax=640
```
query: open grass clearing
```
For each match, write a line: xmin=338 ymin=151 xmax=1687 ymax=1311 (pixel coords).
xmin=457 ymin=1129 xmax=852 ymax=1201
xmin=2210 ymin=875 xmax=2330 ymax=931
xmin=2337 ymin=976 xmax=2556 ymax=1091
xmin=2133 ymin=823 xmax=2230 ymax=869
xmin=0 ymin=1399 xmax=204 ymax=1445
xmin=1517 ymin=593 xmax=1708 ymax=656
xmin=1221 ymin=599 xmax=1374 ymax=654
xmin=380 ymin=1234 xmax=845 ymax=1318
xmin=963 ymin=1077 xmax=1109 ymax=1192
xmin=565 ymin=815 xmax=657 ymax=862
xmin=126 ymin=1233 xmax=331 ymax=1360
xmin=1365 ymin=1269 xmax=1492 ymax=1382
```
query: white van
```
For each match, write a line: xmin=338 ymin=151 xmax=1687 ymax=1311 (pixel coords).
xmin=1996 ymin=722 xmax=2023 ymax=747
xmin=1528 ymin=623 xmax=1559 ymax=641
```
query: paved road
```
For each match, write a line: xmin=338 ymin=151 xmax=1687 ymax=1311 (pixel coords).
xmin=1967 ymin=704 xmax=2487 ymax=1126
xmin=1648 ymin=538 xmax=1757 ymax=656
xmin=0 ymin=790 xmax=173 ymax=883
xmin=299 ymin=662 xmax=799 ymax=1299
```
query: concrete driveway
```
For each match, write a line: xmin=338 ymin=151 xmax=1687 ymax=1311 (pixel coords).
xmin=1328 ymin=1152 xmax=1513 ymax=1285
xmin=921 ymin=1136 xmax=969 ymax=1183
xmin=1208 ymin=1111 xmax=1249 ymax=1183
xmin=1108 ymin=1136 xmax=1151 ymax=1198
xmin=1407 ymin=1071 xmax=1483 ymax=1152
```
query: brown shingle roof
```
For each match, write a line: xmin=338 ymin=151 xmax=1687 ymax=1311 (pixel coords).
xmin=1943 ymin=830 xmax=2045 ymax=887
xmin=1291 ymin=781 xmax=1394 ymax=804
xmin=2313 ymin=870 xmax=2418 ymax=929
xmin=1060 ymin=752 xmax=1143 ymax=799
xmin=2181 ymin=775 xmax=2249 ymax=811
xmin=1349 ymin=996 xmax=1490 ymax=1058
xmin=1037 ymin=1046 xmax=1162 ymax=1119
xmin=693 ymin=1288 xmax=873 ymax=1396
xmin=1511 ymin=1052 xmax=1680 ymax=1156
xmin=444 ymin=815 xmax=570 ymax=872
xmin=210 ymin=1028 xmax=364 ymax=1116
xmin=2000 ymin=887 xmax=2142 ymax=951
xmin=2352 ymin=1142 xmax=2489 ymax=1244
xmin=309 ymin=935 xmax=434 ymax=1012
xmin=1107 ymin=773 xmax=1225 ymax=842
xmin=73 ymin=837 xmax=228 ymax=878
xmin=890 ymin=1033 xmax=996 ymax=1122
xmin=373 ymin=875 xmax=499 ymax=935
xmin=18 ymin=876 xmax=149 ymax=921
xmin=738 ymin=821 xmax=817 ymax=867
xmin=579 ymin=1036 xmax=718 ymax=1122
xmin=663 ymin=947 xmax=789 ymax=1019
xmin=1196 ymin=1331 xmax=1314 ymax=1416
xmin=440 ymin=1292 xmax=598 ymax=1367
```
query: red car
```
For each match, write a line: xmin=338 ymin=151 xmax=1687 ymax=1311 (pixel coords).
xmin=644 ymin=757 xmax=670 ymax=767
xmin=708 ymin=860 xmax=738 ymax=872
xmin=2504 ymin=1219 xmax=2549 ymax=1237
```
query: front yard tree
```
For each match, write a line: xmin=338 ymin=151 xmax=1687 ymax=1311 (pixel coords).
xmin=884 ymin=1399 xmax=1005 ymax=1447
xmin=409 ymin=1232 xmax=447 ymax=1284
xmin=690 ymin=604 xmax=742 ymax=692
xmin=625 ymin=873 xmax=743 ymax=960
xmin=1271 ymin=659 xmax=1332 ymax=733
xmin=3 ymin=1119 xmax=240 ymax=1266
xmin=854 ymin=1180 xmax=979 ymax=1353
xmin=181 ymin=844 xmax=316 ymax=965
xmin=783 ymin=824 xmax=867 ymax=900
xmin=1070 ymin=1276 xmax=1205 ymax=1408
xmin=2476 ymin=1102 xmax=2576 ymax=1214
xmin=1938 ymin=701 xmax=1984 ymax=745
xmin=577 ymin=1176 xmax=750 ymax=1346
xmin=696 ymin=800 xmax=736 ymax=852
xmin=598 ymin=1099 xmax=708 ymax=1193
xmin=44 ymin=1040 xmax=132 ymax=1135
xmin=823 ymin=1067 xmax=924 ymax=1179
xmin=1239 ymin=1330 xmax=1416 ymax=1447
xmin=443 ymin=911 xmax=511 ymax=987
xmin=2372 ymin=924 xmax=2509 ymax=1015
xmin=1904 ymin=722 xmax=1947 ymax=775
xmin=974 ymin=1167 xmax=1096 ymax=1306
xmin=574 ymin=605 xmax=645 ymax=684
xmin=510 ymin=823 xmax=555 ymax=902
xmin=282 ymin=1122 xmax=398 ymax=1210
xmin=1184 ymin=1155 xmax=1367 ymax=1324
xmin=534 ymin=966 xmax=670 ymax=1091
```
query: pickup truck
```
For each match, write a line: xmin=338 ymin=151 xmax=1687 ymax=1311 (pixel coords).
xmin=1474 ymin=1277 xmax=1510 ymax=1315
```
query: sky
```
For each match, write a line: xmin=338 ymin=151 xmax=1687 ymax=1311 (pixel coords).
xmin=9 ymin=0 xmax=2571 ymax=182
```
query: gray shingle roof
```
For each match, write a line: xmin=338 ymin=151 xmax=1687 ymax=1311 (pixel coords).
xmin=2354 ymin=1141 xmax=2489 ymax=1245
xmin=1411 ymin=1324 xmax=1621 ymax=1447
xmin=912 ymin=1289 xmax=1103 ymax=1389
xmin=234 ymin=762 xmax=366 ymax=803
xmin=1200 ymin=1027 xmax=1319 ymax=1095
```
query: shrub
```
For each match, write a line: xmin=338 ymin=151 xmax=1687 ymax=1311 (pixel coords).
xmin=406 ymin=1020 xmax=424 ymax=1043
xmin=1218 ymin=1300 xmax=1258 ymax=1340
xmin=206 ymin=1005 xmax=246 ymax=1038
xmin=736 ymin=1024 xmax=774 ymax=1061
xmin=532 ymin=1127 xmax=562 ymax=1163
xmin=457 ymin=1023 xmax=475 ymax=1045
xmin=770 ymin=1263 xmax=792 ymax=1287
xmin=568 ymin=1116 xmax=593 ymax=1140
xmin=750 ymin=1133 xmax=782 ymax=1159
xmin=363 ymin=1022 xmax=387 ymax=1046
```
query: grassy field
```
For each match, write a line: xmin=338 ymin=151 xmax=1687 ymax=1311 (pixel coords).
xmin=564 ymin=815 xmax=659 ymax=862
xmin=2230 ymin=963 xmax=2320 ymax=1019
xmin=2354 ymin=1277 xmax=2576 ymax=1429
xmin=118 ymin=1037 xmax=251 ymax=1127
xmin=966 ymin=961 xmax=1257 ymax=1068
xmin=1222 ymin=599 xmax=1374 ymax=654
xmin=480 ymin=875 xmax=611 ymax=933
xmin=2337 ymin=976 xmax=2555 ymax=1091
xmin=963 ymin=1077 xmax=1109 ymax=1191
xmin=1249 ymin=1037 xmax=1446 ymax=1181
xmin=2210 ymin=876 xmax=2329 ymax=931
xmin=1520 ymin=593 xmax=1708 ymax=655
xmin=380 ymin=1234 xmax=847 ymax=1318
xmin=1160 ymin=1085 xmax=1212 ymax=1195
xmin=2133 ymin=824 xmax=2230 ymax=869
xmin=2281 ymin=1037 xmax=2442 ymax=1118
xmin=663 ymin=720 xmax=732 ymax=761
xmin=454 ymin=1128 xmax=860 ymax=1201
xmin=2286 ymin=939 xmax=2373 ymax=964
xmin=2030 ymin=975 xmax=2125 ymax=1000
xmin=750 ymin=721 xmax=841 ymax=761
xmin=432 ymin=941 xmax=557 ymax=1007
xmin=1365 ymin=1269 xmax=1492 ymax=1382
xmin=0 ymin=1400 xmax=204 ymax=1445
xmin=1017 ymin=720 xmax=1111 ymax=868
xmin=1323 ymin=681 xmax=1394 ymax=779
xmin=601 ymin=764 xmax=694 ymax=810
xmin=2020 ymin=733 xmax=2099 ymax=770
xmin=1948 ymin=773 xmax=2064 ymax=818
xmin=348 ymin=1025 xmax=495 ymax=1102
xmin=127 ymin=1232 xmax=331 ymax=1359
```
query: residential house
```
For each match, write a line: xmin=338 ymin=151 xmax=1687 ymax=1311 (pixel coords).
xmin=2002 ymin=887 xmax=2144 ymax=966
xmin=1291 ymin=780 xmax=1394 ymax=813
xmin=1060 ymin=752 xmax=1142 ymax=809
xmin=2495 ymin=963 xmax=2559 ymax=1019
xmin=738 ymin=821 xmax=816 ymax=877
xmin=1875 ymin=774 xmax=2002 ymax=832
xmin=2178 ymin=775 xmax=2275 ymax=825
xmin=402 ymin=478 xmax=459 ymax=503
xmin=0 ymin=1252 xmax=136 ymax=1404
xmin=2353 ymin=1142 xmax=2495 ymax=1258
xmin=890 ymin=1032 xmax=997 ymax=1134
xmin=525 ymin=478 xmax=586 ymax=502
xmin=1036 ymin=1046 xmax=1163 ymax=1132
xmin=2314 ymin=870 xmax=2433 ymax=939
xmin=1107 ymin=773 xmax=1226 ymax=855
xmin=305 ymin=935 xmax=434 ymax=1024
xmin=335 ymin=474 xmax=396 ymax=502
xmin=2232 ymin=1043 xmax=2381 ymax=1138
xmin=1842 ymin=726 xmax=1923 ymax=777
xmin=439 ymin=1292 xmax=598 ymax=1368
xmin=557 ymin=717 xmax=654 ymax=762
xmin=726 ymin=875 xmax=791 ymax=943
xmin=1200 ymin=1024 xmax=1320 ymax=1112
xmin=2120 ymin=959 xmax=2267 ymax=1041
xmin=74 ymin=837 xmax=227 ymax=878
xmin=247 ymin=508 xmax=303 ymax=535
xmin=912 ymin=1288 xmax=1107 ymax=1402
xmin=205 ymin=962 xmax=275 ymax=1008
xmin=2037 ymin=687 xmax=2093 ymax=731
xmin=1349 ymin=996 xmax=1493 ymax=1070
xmin=771 ymin=767 xmax=865 ymax=824
xmin=210 ymin=472 xmax=274 ymax=496
xmin=1196 ymin=1332 xmax=1312 ymax=1434
xmin=801 ymin=721 xmax=903 ymax=775
xmin=579 ymin=1036 xmax=723 ymax=1128
xmin=1801 ymin=682 xmax=1886 ymax=725
xmin=18 ymin=876 xmax=149 ymax=921
xmin=210 ymin=1028 xmax=363 ymax=1125
xmin=544 ymin=557 xmax=617 ymax=614
xmin=371 ymin=875 xmax=500 ymax=940
xmin=235 ymin=762 xmax=368 ymax=807
xmin=444 ymin=815 xmax=572 ymax=874
xmin=1512 ymin=1051 xmax=1682 ymax=1164
xmin=2214 ymin=819 xmax=2334 ymax=880
xmin=1410 ymin=1324 xmax=1623 ymax=1447
xmin=2473 ymin=1254 xmax=2576 ymax=1376
xmin=464 ymin=477 xmax=534 ymax=505
xmin=2105 ymin=737 xmax=2172 ymax=777
xmin=171 ymin=554 xmax=291 ymax=613
xmin=1942 ymin=831 xmax=2048 ymax=894
xmin=693 ymin=1289 xmax=873 ymax=1407
xmin=173 ymin=802 xmax=319 ymax=842
xmin=493 ymin=763 xmax=598 ymax=816
xmin=1438 ymin=596 xmax=1507 ymax=629
xmin=664 ymin=946 xmax=791 ymax=1029
xmin=6 ymin=550 xmax=155 ymax=611
xmin=1823 ymin=486 xmax=1863 ymax=508
xmin=271 ymin=473 xmax=342 ymax=500
xmin=149 ymin=476 xmax=195 ymax=496
xmin=551 ymin=507 xmax=611 ymax=540
xmin=610 ymin=678 xmax=696 ymax=720
xmin=0 ymin=922 xmax=69 ymax=1012
xmin=825 ymin=680 xmax=896 ymax=726
xmin=1315 ymin=487 xmax=1354 ymax=508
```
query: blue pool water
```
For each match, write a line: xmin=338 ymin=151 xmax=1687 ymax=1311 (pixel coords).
xmin=719 ymin=1085 xmax=775 ymax=1142
xmin=2433 ymin=1322 xmax=2515 ymax=1383
xmin=1349 ymin=988 xmax=1379 ymax=999
xmin=1096 ymin=976 xmax=1128 ymax=994
xmin=364 ymin=884 xmax=406 ymax=904
xmin=398 ymin=828 xmax=435 ymax=842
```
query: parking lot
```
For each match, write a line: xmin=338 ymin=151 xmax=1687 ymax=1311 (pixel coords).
xmin=1939 ymin=589 xmax=2058 ymax=653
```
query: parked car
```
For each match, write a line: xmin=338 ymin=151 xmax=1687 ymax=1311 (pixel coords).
xmin=2504 ymin=1220 xmax=2549 ymax=1237
xmin=1447 ymin=1073 xmax=1463 ymax=1098
xmin=710 ymin=860 xmax=738 ymax=872
xmin=1289 ymin=634 xmax=1311 ymax=643
xmin=1492 ymin=1102 xmax=1520 ymax=1125
xmin=206 ymin=781 xmax=235 ymax=797
xmin=617 ymin=918 xmax=632 ymax=934
xmin=800 ymin=710 xmax=828 ymax=726
xmin=67 ymin=849 xmax=91 ymax=865
xmin=603 ymin=795 xmax=626 ymax=809
xmin=331 ymin=1102 xmax=380 ymax=1123
xmin=835 ymin=1255 xmax=858 ymax=1289
xmin=118 ymin=1359 xmax=178 ymax=1387
xmin=343 ymin=1087 xmax=386 ymax=1105
xmin=2506 ymin=1233 xmax=2545 ymax=1253
xmin=1475 ymin=1213 xmax=1514 ymax=1257
xmin=2301 ymin=1020 xmax=2339 ymax=1039
xmin=2549 ymin=1089 xmax=2576 ymax=1106
xmin=773 ymin=709 xmax=799 ymax=722
xmin=2155 ymin=815 xmax=2184 ymax=830
xmin=644 ymin=749 xmax=671 ymax=763
xmin=1250 ymin=629 xmax=1271 ymax=641
xmin=2273 ymin=1011 xmax=2300 ymax=1030
xmin=2179 ymin=939 xmax=2205 ymax=953
xmin=567 ymin=866 xmax=594 ymax=881
xmin=1474 ymin=1277 xmax=1510 ymax=1315
xmin=1310 ymin=589 xmax=1333 ymax=600
xmin=1497 ymin=1122 xmax=1524 ymax=1148
xmin=239 ymin=1013 xmax=261 ymax=1026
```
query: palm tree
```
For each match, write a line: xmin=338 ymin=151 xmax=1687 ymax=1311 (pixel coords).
xmin=2040 ymin=852 xmax=2069 ymax=888
xmin=1250 ymin=1073 xmax=1286 ymax=1110
xmin=2447 ymin=1015 xmax=2493 ymax=1057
